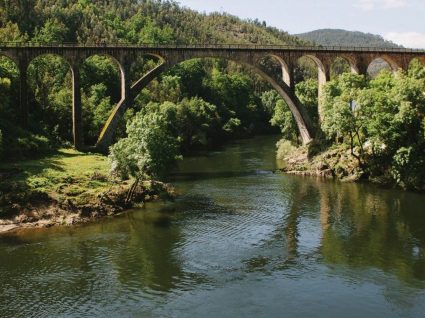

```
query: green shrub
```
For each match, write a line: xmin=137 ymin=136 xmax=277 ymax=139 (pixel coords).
xmin=276 ymin=139 xmax=297 ymax=161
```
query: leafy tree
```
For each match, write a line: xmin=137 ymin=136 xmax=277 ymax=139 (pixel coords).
xmin=33 ymin=18 xmax=69 ymax=43
xmin=270 ymin=100 xmax=299 ymax=143
xmin=109 ymin=110 xmax=181 ymax=189
xmin=295 ymin=78 xmax=319 ymax=125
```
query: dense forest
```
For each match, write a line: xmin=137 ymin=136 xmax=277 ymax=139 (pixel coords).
xmin=296 ymin=29 xmax=400 ymax=48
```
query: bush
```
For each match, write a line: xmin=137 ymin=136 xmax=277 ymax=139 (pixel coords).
xmin=276 ymin=139 xmax=297 ymax=161
xmin=109 ymin=111 xmax=181 ymax=181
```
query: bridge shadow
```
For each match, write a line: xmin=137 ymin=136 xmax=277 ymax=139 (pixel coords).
xmin=169 ymin=170 xmax=274 ymax=182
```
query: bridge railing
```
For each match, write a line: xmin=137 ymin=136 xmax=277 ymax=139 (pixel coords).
xmin=0 ymin=42 xmax=424 ymax=53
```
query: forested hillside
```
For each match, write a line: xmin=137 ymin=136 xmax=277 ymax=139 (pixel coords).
xmin=296 ymin=29 xmax=400 ymax=48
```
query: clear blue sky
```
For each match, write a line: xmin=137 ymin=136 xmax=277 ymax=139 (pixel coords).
xmin=177 ymin=0 xmax=425 ymax=48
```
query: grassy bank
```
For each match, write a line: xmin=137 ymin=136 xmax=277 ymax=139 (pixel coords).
xmin=0 ymin=149 xmax=173 ymax=232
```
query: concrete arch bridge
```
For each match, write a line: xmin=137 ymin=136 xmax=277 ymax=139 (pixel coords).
xmin=1 ymin=43 xmax=424 ymax=151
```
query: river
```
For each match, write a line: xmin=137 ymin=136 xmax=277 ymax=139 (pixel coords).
xmin=1 ymin=135 xmax=425 ymax=317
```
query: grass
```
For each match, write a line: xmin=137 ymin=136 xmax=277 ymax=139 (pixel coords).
xmin=0 ymin=149 xmax=115 ymax=211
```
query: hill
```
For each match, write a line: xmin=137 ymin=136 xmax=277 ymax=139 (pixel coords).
xmin=0 ymin=0 xmax=308 ymax=46
xmin=295 ymin=29 xmax=401 ymax=48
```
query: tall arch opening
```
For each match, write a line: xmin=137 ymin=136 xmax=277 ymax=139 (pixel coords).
xmin=0 ymin=55 xmax=20 ymax=120
xmin=292 ymin=55 xmax=324 ymax=124
xmin=27 ymin=54 xmax=73 ymax=143
xmin=96 ymin=54 xmax=314 ymax=151
xmin=81 ymin=55 xmax=124 ymax=145
xmin=367 ymin=57 xmax=398 ymax=78
xmin=135 ymin=56 xmax=284 ymax=149
xmin=330 ymin=57 xmax=356 ymax=79
xmin=0 ymin=55 xmax=21 ymax=159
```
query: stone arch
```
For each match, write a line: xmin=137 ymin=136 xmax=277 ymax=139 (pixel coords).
xmin=25 ymin=53 xmax=74 ymax=94
xmin=368 ymin=55 xmax=401 ymax=74
xmin=0 ymin=52 xmax=19 ymax=66
xmin=26 ymin=53 xmax=75 ymax=140
xmin=0 ymin=53 xmax=20 ymax=77
xmin=27 ymin=53 xmax=73 ymax=72
xmin=331 ymin=55 xmax=359 ymax=76
xmin=83 ymin=53 xmax=127 ymax=101
xmin=95 ymin=54 xmax=314 ymax=151
xmin=299 ymin=54 xmax=328 ymax=84
xmin=296 ymin=54 xmax=329 ymax=121
xmin=264 ymin=54 xmax=292 ymax=88
xmin=0 ymin=54 xmax=21 ymax=119
xmin=367 ymin=57 xmax=394 ymax=78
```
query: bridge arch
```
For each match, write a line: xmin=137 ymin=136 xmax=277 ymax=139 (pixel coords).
xmin=26 ymin=53 xmax=74 ymax=139
xmin=83 ymin=54 xmax=127 ymax=101
xmin=263 ymin=54 xmax=292 ymax=87
xmin=367 ymin=57 xmax=394 ymax=78
xmin=299 ymin=54 xmax=328 ymax=84
xmin=330 ymin=55 xmax=359 ymax=77
xmin=0 ymin=52 xmax=18 ymax=66
xmin=96 ymin=54 xmax=315 ymax=150
xmin=367 ymin=55 xmax=401 ymax=76
xmin=0 ymin=54 xmax=21 ymax=118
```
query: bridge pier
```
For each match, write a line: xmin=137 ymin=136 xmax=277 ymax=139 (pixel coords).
xmin=318 ymin=64 xmax=331 ymax=122
xmin=283 ymin=62 xmax=296 ymax=91
xmin=18 ymin=59 xmax=29 ymax=126
xmin=71 ymin=63 xmax=84 ymax=150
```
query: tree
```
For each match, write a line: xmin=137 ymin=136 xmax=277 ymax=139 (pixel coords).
xmin=321 ymin=73 xmax=368 ymax=166
xmin=109 ymin=111 xmax=181 ymax=200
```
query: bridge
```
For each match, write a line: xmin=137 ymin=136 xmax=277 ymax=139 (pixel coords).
xmin=1 ymin=43 xmax=424 ymax=151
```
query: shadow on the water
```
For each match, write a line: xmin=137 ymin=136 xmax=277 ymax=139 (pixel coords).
xmin=169 ymin=170 xmax=274 ymax=181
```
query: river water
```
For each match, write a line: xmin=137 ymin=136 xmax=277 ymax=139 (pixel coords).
xmin=1 ymin=135 xmax=425 ymax=317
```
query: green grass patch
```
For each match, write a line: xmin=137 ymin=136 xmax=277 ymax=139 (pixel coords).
xmin=0 ymin=149 xmax=113 ymax=214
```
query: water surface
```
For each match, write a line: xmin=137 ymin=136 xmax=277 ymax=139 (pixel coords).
xmin=1 ymin=135 xmax=425 ymax=317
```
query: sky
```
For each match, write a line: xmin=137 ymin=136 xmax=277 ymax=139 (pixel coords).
xmin=176 ymin=0 xmax=425 ymax=48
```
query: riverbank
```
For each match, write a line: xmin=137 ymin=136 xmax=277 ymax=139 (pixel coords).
xmin=0 ymin=149 xmax=175 ymax=234
xmin=276 ymin=140 xmax=407 ymax=190
xmin=277 ymin=141 xmax=364 ymax=181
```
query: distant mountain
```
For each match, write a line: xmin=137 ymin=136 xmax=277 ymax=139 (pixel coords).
xmin=295 ymin=29 xmax=402 ymax=48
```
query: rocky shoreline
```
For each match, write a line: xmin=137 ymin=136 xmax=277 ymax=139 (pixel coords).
xmin=0 ymin=181 xmax=175 ymax=234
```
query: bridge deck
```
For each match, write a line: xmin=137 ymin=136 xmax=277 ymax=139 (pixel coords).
xmin=0 ymin=42 xmax=424 ymax=54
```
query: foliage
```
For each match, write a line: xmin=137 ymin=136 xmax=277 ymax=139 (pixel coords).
xmin=276 ymin=139 xmax=297 ymax=161
xmin=296 ymin=29 xmax=401 ymax=48
xmin=321 ymin=64 xmax=425 ymax=190
xmin=109 ymin=111 xmax=181 ymax=181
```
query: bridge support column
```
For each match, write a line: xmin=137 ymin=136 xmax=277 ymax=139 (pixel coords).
xmin=318 ymin=65 xmax=331 ymax=122
xmin=96 ymin=61 xmax=168 ymax=152
xmin=95 ymin=58 xmax=132 ymax=152
xmin=283 ymin=62 xmax=296 ymax=91
xmin=18 ymin=59 xmax=29 ymax=126
xmin=71 ymin=63 xmax=84 ymax=150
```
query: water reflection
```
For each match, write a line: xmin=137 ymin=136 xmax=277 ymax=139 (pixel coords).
xmin=1 ymin=136 xmax=425 ymax=317
xmin=318 ymin=182 xmax=425 ymax=284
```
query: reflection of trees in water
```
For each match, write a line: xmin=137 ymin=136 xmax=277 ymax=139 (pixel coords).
xmin=283 ymin=180 xmax=313 ymax=259
xmin=279 ymin=177 xmax=425 ymax=307
xmin=110 ymin=211 xmax=186 ymax=293
xmin=316 ymin=181 xmax=425 ymax=285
